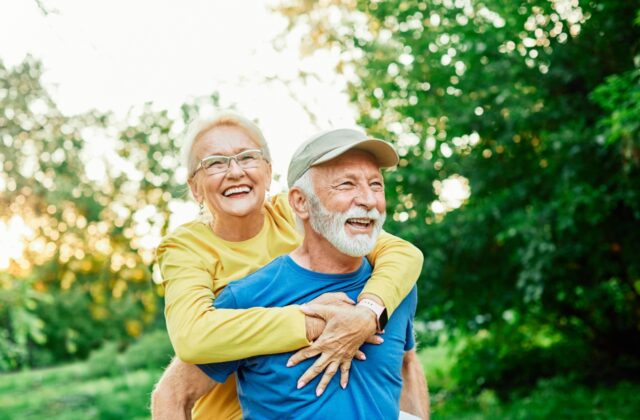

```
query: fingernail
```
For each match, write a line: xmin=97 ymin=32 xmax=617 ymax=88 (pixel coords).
xmin=341 ymin=382 xmax=346 ymax=389
xmin=316 ymin=388 xmax=324 ymax=397
xmin=286 ymin=361 xmax=293 ymax=367
xmin=360 ymin=354 xmax=367 ymax=361
xmin=297 ymin=380 xmax=305 ymax=389
xmin=377 ymin=337 xmax=384 ymax=344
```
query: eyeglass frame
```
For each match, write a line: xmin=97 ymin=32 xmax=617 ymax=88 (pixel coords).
xmin=190 ymin=148 xmax=265 ymax=178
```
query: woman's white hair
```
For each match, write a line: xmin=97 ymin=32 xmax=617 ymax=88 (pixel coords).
xmin=182 ymin=110 xmax=272 ymax=179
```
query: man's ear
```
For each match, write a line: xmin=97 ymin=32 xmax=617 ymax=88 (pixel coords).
xmin=288 ymin=187 xmax=310 ymax=221
xmin=188 ymin=176 xmax=203 ymax=204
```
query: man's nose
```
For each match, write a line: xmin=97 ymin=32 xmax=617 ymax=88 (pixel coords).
xmin=355 ymin=185 xmax=377 ymax=209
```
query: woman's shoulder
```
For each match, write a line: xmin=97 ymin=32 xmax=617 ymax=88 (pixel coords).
xmin=157 ymin=220 xmax=212 ymax=257
xmin=264 ymin=192 xmax=295 ymax=224
xmin=163 ymin=219 xmax=207 ymax=241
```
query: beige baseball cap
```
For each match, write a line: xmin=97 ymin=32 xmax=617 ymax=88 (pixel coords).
xmin=287 ymin=128 xmax=399 ymax=188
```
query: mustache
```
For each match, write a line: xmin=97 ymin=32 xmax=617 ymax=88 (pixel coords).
xmin=340 ymin=206 xmax=385 ymax=224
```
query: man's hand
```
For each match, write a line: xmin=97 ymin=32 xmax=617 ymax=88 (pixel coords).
xmin=288 ymin=303 xmax=383 ymax=397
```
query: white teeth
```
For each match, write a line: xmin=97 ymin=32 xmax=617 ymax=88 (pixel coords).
xmin=348 ymin=218 xmax=373 ymax=224
xmin=223 ymin=186 xmax=251 ymax=196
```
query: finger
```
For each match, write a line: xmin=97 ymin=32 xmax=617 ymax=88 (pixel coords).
xmin=299 ymin=303 xmax=330 ymax=318
xmin=365 ymin=335 xmax=384 ymax=345
xmin=355 ymin=350 xmax=366 ymax=361
xmin=315 ymin=361 xmax=340 ymax=397
xmin=297 ymin=353 xmax=330 ymax=389
xmin=287 ymin=346 xmax=321 ymax=367
xmin=339 ymin=359 xmax=352 ymax=389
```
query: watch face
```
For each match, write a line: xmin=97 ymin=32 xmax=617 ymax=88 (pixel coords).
xmin=379 ymin=308 xmax=388 ymax=330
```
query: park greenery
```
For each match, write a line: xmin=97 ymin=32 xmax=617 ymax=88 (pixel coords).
xmin=1 ymin=0 xmax=639 ymax=417
xmin=276 ymin=0 xmax=640 ymax=392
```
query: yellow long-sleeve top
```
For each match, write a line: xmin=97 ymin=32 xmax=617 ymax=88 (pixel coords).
xmin=157 ymin=194 xmax=423 ymax=419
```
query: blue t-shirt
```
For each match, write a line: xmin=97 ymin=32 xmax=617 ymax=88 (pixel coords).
xmin=198 ymin=255 xmax=418 ymax=420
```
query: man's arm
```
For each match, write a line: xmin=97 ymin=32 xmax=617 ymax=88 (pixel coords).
xmin=151 ymin=358 xmax=217 ymax=420
xmin=400 ymin=349 xmax=430 ymax=420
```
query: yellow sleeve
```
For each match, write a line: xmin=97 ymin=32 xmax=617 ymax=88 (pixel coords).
xmin=157 ymin=236 xmax=310 ymax=364
xmin=362 ymin=230 xmax=424 ymax=315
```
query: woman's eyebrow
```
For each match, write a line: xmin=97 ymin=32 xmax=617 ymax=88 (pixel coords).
xmin=202 ymin=147 xmax=256 ymax=157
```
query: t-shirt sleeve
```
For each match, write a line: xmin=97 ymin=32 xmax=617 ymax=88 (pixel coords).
xmin=362 ymin=230 xmax=424 ymax=316
xmin=403 ymin=286 xmax=418 ymax=351
xmin=198 ymin=359 xmax=241 ymax=383
xmin=157 ymin=231 xmax=310 ymax=364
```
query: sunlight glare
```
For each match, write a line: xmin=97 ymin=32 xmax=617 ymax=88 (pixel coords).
xmin=0 ymin=215 xmax=34 ymax=270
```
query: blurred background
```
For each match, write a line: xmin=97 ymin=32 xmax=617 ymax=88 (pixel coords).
xmin=1 ymin=0 xmax=639 ymax=418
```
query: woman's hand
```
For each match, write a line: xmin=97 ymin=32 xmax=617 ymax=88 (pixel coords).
xmin=289 ymin=299 xmax=383 ymax=397
xmin=304 ymin=293 xmax=354 ymax=342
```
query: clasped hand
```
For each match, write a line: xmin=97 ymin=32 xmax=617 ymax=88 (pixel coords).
xmin=287 ymin=292 xmax=382 ymax=397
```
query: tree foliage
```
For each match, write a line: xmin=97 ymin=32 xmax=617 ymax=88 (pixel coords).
xmin=0 ymin=57 xmax=215 ymax=370
xmin=276 ymin=0 xmax=640 ymax=389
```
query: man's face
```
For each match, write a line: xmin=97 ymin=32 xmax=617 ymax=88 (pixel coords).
xmin=307 ymin=150 xmax=387 ymax=256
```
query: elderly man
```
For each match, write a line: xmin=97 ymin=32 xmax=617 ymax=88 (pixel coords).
xmin=195 ymin=128 xmax=429 ymax=419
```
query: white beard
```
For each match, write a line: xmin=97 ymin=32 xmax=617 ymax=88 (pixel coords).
xmin=308 ymin=198 xmax=386 ymax=257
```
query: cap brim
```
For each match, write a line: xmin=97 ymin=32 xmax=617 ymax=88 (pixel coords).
xmin=312 ymin=139 xmax=399 ymax=169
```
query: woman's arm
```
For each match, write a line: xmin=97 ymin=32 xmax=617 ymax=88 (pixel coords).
xmin=158 ymin=236 xmax=310 ymax=364
xmin=364 ymin=230 xmax=424 ymax=315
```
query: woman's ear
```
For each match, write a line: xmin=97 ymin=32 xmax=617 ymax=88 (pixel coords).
xmin=288 ymin=187 xmax=310 ymax=221
xmin=188 ymin=176 xmax=203 ymax=204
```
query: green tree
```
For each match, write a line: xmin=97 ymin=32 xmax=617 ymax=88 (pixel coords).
xmin=0 ymin=57 xmax=216 ymax=369
xmin=276 ymin=0 xmax=640 ymax=391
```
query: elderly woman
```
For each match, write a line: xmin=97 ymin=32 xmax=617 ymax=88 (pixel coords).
xmin=151 ymin=112 xmax=423 ymax=419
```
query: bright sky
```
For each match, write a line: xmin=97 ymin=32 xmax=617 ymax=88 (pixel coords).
xmin=0 ymin=0 xmax=470 ymax=269
xmin=0 ymin=0 xmax=357 ymax=190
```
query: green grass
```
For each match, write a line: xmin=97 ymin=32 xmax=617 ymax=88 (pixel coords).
xmin=0 ymin=363 xmax=161 ymax=419
xmin=0 ymin=339 xmax=638 ymax=419
xmin=419 ymin=344 xmax=640 ymax=419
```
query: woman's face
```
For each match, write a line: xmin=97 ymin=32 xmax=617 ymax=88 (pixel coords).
xmin=188 ymin=125 xmax=272 ymax=222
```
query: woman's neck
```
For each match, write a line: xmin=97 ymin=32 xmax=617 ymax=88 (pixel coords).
xmin=209 ymin=211 xmax=265 ymax=241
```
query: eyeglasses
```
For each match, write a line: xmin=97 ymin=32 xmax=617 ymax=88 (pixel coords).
xmin=192 ymin=149 xmax=264 ymax=177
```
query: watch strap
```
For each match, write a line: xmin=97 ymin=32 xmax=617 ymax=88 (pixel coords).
xmin=357 ymin=299 xmax=387 ymax=332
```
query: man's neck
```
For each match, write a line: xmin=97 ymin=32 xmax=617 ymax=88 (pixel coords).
xmin=289 ymin=229 xmax=363 ymax=274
